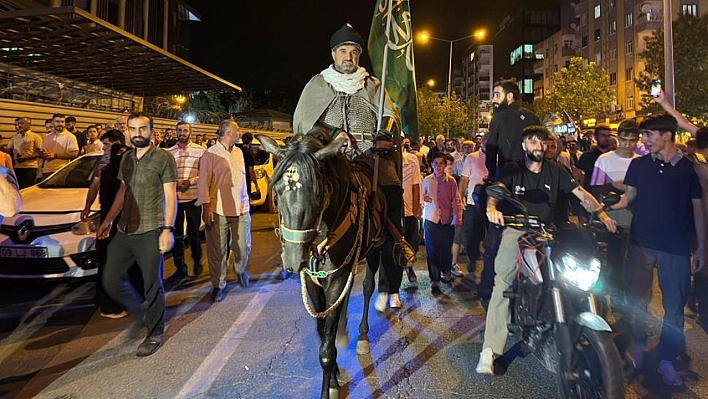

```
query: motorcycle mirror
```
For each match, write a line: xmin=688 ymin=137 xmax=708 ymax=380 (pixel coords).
xmin=486 ymin=182 xmax=512 ymax=200
xmin=602 ymin=192 xmax=621 ymax=208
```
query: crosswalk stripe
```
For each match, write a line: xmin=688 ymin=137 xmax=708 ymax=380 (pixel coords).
xmin=174 ymin=287 xmax=276 ymax=398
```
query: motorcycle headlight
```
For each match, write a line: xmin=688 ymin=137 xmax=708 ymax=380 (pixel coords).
xmin=71 ymin=213 xmax=101 ymax=235
xmin=558 ymin=254 xmax=601 ymax=291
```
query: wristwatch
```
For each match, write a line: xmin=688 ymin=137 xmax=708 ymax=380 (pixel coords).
xmin=161 ymin=226 xmax=175 ymax=232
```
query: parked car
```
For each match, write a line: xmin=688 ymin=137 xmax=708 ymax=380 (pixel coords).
xmin=0 ymin=153 xmax=101 ymax=278
xmin=247 ymin=137 xmax=284 ymax=211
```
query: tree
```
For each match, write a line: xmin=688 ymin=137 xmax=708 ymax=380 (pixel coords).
xmin=637 ymin=14 xmax=708 ymax=119
xmin=416 ymin=87 xmax=479 ymax=138
xmin=544 ymin=57 xmax=615 ymax=122
xmin=416 ymin=86 xmax=443 ymax=137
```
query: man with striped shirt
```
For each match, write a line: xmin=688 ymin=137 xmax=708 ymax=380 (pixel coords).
xmin=168 ymin=121 xmax=205 ymax=283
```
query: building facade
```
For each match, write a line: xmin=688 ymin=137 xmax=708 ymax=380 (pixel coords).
xmin=573 ymin=0 xmax=708 ymax=119
xmin=461 ymin=45 xmax=494 ymax=128
xmin=533 ymin=28 xmax=578 ymax=101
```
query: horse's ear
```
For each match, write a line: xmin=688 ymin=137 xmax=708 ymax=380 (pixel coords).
xmin=314 ymin=137 xmax=346 ymax=161
xmin=256 ymin=134 xmax=284 ymax=158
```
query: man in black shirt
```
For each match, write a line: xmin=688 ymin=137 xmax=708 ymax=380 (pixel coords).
xmin=485 ymin=80 xmax=540 ymax=179
xmin=237 ymin=132 xmax=261 ymax=199
xmin=576 ymin=125 xmax=614 ymax=188
xmin=476 ymin=125 xmax=616 ymax=375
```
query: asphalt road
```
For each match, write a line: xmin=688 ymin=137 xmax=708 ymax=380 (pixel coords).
xmin=1 ymin=212 xmax=708 ymax=398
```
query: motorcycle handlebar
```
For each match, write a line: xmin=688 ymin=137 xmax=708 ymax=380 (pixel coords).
xmin=502 ymin=214 xmax=543 ymax=229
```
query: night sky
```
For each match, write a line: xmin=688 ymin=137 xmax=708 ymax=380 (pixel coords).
xmin=188 ymin=0 xmax=513 ymax=103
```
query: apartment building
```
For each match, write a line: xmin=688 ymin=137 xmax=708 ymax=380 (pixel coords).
xmin=574 ymin=0 xmax=707 ymax=119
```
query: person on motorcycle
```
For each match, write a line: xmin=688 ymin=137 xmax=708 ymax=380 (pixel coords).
xmin=476 ymin=125 xmax=617 ymax=375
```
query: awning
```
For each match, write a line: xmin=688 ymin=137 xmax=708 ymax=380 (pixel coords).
xmin=0 ymin=6 xmax=241 ymax=96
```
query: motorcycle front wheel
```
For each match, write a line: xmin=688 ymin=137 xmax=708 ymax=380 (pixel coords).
xmin=558 ymin=328 xmax=625 ymax=399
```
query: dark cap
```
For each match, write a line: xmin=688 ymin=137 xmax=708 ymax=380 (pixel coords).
xmin=330 ymin=24 xmax=364 ymax=52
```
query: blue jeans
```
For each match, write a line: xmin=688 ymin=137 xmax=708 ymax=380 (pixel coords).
xmin=624 ymin=245 xmax=691 ymax=361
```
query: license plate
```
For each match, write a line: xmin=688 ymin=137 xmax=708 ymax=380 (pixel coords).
xmin=0 ymin=246 xmax=49 ymax=258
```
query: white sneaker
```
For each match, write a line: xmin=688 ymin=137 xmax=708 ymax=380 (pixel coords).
xmin=389 ymin=293 xmax=402 ymax=308
xmin=374 ymin=293 xmax=389 ymax=312
xmin=451 ymin=263 xmax=464 ymax=277
xmin=475 ymin=347 xmax=495 ymax=375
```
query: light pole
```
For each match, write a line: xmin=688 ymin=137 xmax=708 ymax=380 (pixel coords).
xmin=418 ymin=29 xmax=486 ymax=98
xmin=662 ymin=0 xmax=675 ymax=107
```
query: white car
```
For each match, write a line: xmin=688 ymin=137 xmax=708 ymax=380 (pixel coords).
xmin=248 ymin=137 xmax=285 ymax=211
xmin=0 ymin=153 xmax=102 ymax=278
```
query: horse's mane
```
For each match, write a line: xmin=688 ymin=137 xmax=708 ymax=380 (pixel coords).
xmin=270 ymin=133 xmax=351 ymax=206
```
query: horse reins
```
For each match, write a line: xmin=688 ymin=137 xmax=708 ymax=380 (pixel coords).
xmin=300 ymin=182 xmax=367 ymax=318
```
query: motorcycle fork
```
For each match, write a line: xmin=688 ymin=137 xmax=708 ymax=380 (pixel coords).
xmin=545 ymin=245 xmax=574 ymax=373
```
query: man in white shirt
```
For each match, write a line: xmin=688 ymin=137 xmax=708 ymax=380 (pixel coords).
xmin=401 ymin=138 xmax=421 ymax=282
xmin=590 ymin=120 xmax=640 ymax=309
xmin=41 ymin=113 xmax=79 ymax=179
xmin=197 ymin=120 xmax=251 ymax=302
xmin=168 ymin=121 xmax=205 ymax=283
xmin=7 ymin=117 xmax=42 ymax=188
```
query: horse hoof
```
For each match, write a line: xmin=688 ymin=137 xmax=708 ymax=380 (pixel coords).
xmin=329 ymin=387 xmax=340 ymax=399
xmin=356 ymin=340 xmax=370 ymax=355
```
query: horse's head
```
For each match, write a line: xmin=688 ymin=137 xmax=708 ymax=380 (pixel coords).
xmin=257 ymin=132 xmax=347 ymax=273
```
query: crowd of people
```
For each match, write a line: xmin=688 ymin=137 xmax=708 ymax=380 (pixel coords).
xmin=2 ymin=24 xmax=707 ymax=387
xmin=2 ymin=111 xmax=267 ymax=357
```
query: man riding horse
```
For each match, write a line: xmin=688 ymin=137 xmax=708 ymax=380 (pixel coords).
xmin=293 ymin=23 xmax=407 ymax=311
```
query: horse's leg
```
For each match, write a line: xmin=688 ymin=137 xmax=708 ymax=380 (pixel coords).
xmin=357 ymin=261 xmax=376 ymax=355
xmin=320 ymin=293 xmax=345 ymax=399
xmin=335 ymin=285 xmax=352 ymax=348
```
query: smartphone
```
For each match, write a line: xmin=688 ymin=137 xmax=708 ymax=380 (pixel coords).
xmin=650 ymin=79 xmax=662 ymax=98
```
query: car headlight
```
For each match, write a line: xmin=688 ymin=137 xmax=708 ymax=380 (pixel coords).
xmin=255 ymin=168 xmax=266 ymax=179
xmin=71 ymin=213 xmax=101 ymax=235
xmin=557 ymin=254 xmax=601 ymax=291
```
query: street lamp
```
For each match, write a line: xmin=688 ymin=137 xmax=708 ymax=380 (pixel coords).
xmin=426 ymin=78 xmax=435 ymax=88
xmin=417 ymin=29 xmax=486 ymax=98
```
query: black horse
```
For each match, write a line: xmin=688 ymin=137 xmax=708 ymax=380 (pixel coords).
xmin=258 ymin=131 xmax=384 ymax=399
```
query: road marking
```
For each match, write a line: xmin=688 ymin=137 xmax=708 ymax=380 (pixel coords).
xmin=175 ymin=287 xmax=276 ymax=398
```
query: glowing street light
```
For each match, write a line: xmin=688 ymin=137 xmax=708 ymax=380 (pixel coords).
xmin=416 ymin=29 xmax=487 ymax=98
xmin=426 ymin=78 xmax=435 ymax=88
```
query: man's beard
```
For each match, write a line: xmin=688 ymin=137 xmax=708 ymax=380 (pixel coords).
xmin=334 ymin=62 xmax=356 ymax=74
xmin=178 ymin=135 xmax=189 ymax=144
xmin=495 ymin=98 xmax=509 ymax=111
xmin=526 ymin=149 xmax=544 ymax=162
xmin=131 ymin=136 xmax=150 ymax=148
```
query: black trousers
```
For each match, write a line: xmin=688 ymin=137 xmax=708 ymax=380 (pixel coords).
xmin=403 ymin=216 xmax=420 ymax=254
xmin=424 ymin=220 xmax=455 ymax=283
xmin=367 ymin=185 xmax=404 ymax=294
xmin=103 ymin=229 xmax=165 ymax=338
xmin=172 ymin=200 xmax=202 ymax=274
xmin=463 ymin=204 xmax=487 ymax=274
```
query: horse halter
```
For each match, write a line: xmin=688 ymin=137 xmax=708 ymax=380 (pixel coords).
xmin=276 ymin=165 xmax=329 ymax=247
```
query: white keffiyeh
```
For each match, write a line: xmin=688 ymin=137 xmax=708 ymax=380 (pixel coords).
xmin=320 ymin=65 xmax=369 ymax=95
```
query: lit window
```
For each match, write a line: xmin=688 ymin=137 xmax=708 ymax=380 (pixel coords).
xmin=682 ymin=4 xmax=698 ymax=16
xmin=594 ymin=29 xmax=601 ymax=42
xmin=610 ymin=20 xmax=617 ymax=34
xmin=625 ymin=12 xmax=633 ymax=27
xmin=595 ymin=5 xmax=601 ymax=19
xmin=609 ymin=72 xmax=617 ymax=85
xmin=626 ymin=95 xmax=634 ymax=109
xmin=625 ymin=40 xmax=633 ymax=54
xmin=523 ymin=79 xmax=533 ymax=94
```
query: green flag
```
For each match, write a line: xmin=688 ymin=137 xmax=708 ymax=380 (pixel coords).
xmin=368 ymin=0 xmax=419 ymax=141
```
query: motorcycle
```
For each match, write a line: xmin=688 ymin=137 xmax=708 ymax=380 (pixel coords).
xmin=486 ymin=183 xmax=624 ymax=399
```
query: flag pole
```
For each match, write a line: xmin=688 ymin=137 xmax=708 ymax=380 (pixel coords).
xmin=375 ymin=0 xmax=394 ymax=132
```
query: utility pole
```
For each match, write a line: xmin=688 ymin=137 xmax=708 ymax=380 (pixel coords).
xmin=663 ymin=0 xmax=675 ymax=107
